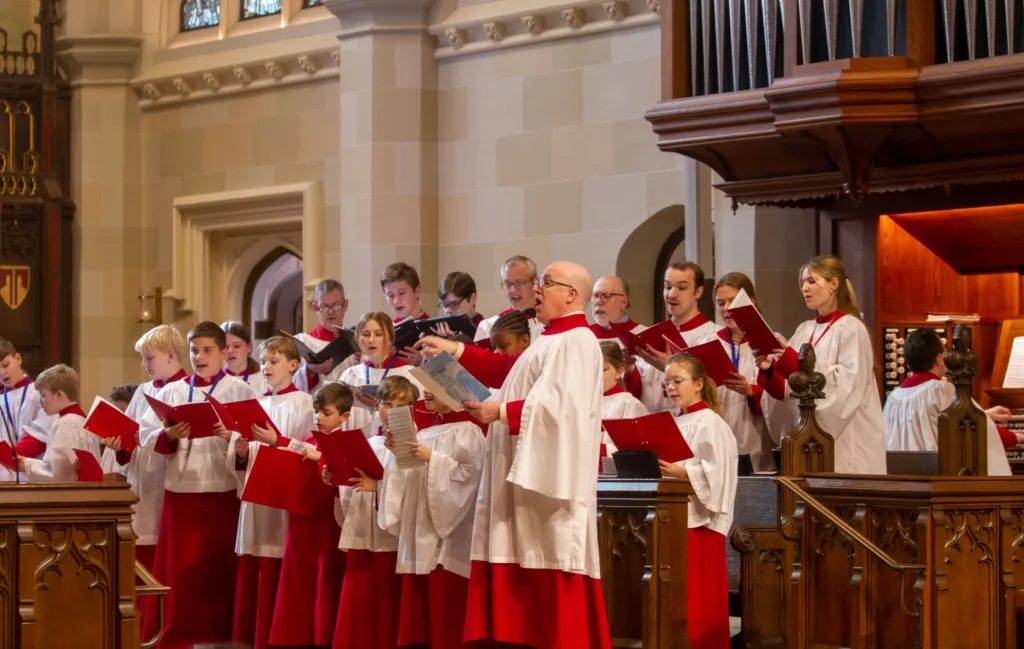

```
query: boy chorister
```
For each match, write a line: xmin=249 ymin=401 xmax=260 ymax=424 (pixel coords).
xmin=0 ymin=338 xmax=55 ymax=480
xmin=139 ymin=320 xmax=256 ymax=649
xmin=228 ymin=335 xmax=314 ymax=649
xmin=21 ymin=364 xmax=101 ymax=482
xmin=377 ymin=388 xmax=486 ymax=649
xmin=883 ymin=328 xmax=1014 ymax=475
xmin=269 ymin=383 xmax=352 ymax=648
xmin=104 ymin=325 xmax=188 ymax=572
xmin=329 ymin=376 xmax=417 ymax=649
xmin=658 ymin=353 xmax=738 ymax=649
xmin=382 ymin=262 xmax=428 ymax=323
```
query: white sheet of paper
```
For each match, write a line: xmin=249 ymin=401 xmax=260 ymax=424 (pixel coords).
xmin=387 ymin=406 xmax=421 ymax=470
xmin=409 ymin=367 xmax=463 ymax=412
xmin=1004 ymin=337 xmax=1024 ymax=388
xmin=730 ymin=288 xmax=753 ymax=309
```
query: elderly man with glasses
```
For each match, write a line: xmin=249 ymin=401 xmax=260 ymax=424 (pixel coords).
xmin=417 ymin=260 xmax=611 ymax=649
xmin=292 ymin=278 xmax=358 ymax=392
xmin=473 ymin=255 xmax=545 ymax=347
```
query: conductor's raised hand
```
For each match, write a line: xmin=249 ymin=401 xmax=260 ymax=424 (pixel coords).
xmin=415 ymin=336 xmax=459 ymax=359
xmin=463 ymin=400 xmax=500 ymax=425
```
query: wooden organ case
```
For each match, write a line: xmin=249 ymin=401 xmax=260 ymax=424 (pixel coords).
xmin=0 ymin=5 xmax=75 ymax=375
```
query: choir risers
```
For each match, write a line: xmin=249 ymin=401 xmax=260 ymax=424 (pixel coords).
xmin=596 ymin=478 xmax=694 ymax=649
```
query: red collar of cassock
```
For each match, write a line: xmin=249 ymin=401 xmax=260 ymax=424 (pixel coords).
xmin=394 ymin=312 xmax=429 ymax=323
xmin=815 ymin=311 xmax=843 ymax=325
xmin=264 ymin=384 xmax=299 ymax=396
xmin=307 ymin=324 xmax=337 ymax=342
xmin=363 ymin=354 xmax=407 ymax=369
xmin=678 ymin=313 xmax=710 ymax=332
xmin=59 ymin=404 xmax=87 ymax=418
xmin=154 ymin=369 xmax=188 ymax=389
xmin=5 ymin=376 xmax=29 ymax=391
xmin=591 ymin=319 xmax=639 ymax=340
xmin=900 ymin=371 xmax=942 ymax=389
xmin=542 ymin=313 xmax=590 ymax=336
xmin=183 ymin=371 xmax=224 ymax=387
xmin=603 ymin=385 xmax=626 ymax=397
xmin=684 ymin=401 xmax=709 ymax=414
xmin=717 ymin=329 xmax=746 ymax=344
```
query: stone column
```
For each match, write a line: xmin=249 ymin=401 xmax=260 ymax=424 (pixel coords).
xmin=324 ymin=0 xmax=439 ymax=314
xmin=56 ymin=0 xmax=146 ymax=402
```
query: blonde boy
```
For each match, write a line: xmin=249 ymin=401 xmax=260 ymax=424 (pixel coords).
xmin=21 ymin=364 xmax=101 ymax=482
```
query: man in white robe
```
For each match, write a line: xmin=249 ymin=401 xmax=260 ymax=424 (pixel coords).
xmin=292 ymin=279 xmax=359 ymax=393
xmin=883 ymin=328 xmax=1015 ymax=475
xmin=473 ymin=255 xmax=544 ymax=345
xmin=417 ymin=261 xmax=611 ymax=649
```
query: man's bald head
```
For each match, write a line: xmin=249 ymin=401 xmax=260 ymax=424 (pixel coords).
xmin=535 ymin=261 xmax=593 ymax=324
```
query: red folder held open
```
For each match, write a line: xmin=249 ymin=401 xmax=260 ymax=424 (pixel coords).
xmin=240 ymin=447 xmax=332 ymax=516
xmin=143 ymin=394 xmax=221 ymax=439
xmin=205 ymin=395 xmax=278 ymax=441
xmin=725 ymin=288 xmax=783 ymax=356
xmin=602 ymin=411 xmax=694 ymax=464
xmin=83 ymin=397 xmax=140 ymax=452
xmin=685 ymin=339 xmax=738 ymax=386
xmin=313 ymin=429 xmax=384 ymax=486
xmin=613 ymin=320 xmax=687 ymax=355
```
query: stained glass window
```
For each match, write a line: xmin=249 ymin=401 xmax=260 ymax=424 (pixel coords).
xmin=242 ymin=0 xmax=283 ymax=20
xmin=181 ymin=0 xmax=220 ymax=31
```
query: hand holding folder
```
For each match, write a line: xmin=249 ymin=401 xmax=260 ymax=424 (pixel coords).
xmin=205 ymin=395 xmax=279 ymax=441
xmin=313 ymin=429 xmax=385 ymax=486
xmin=725 ymin=288 xmax=784 ymax=356
xmin=602 ymin=411 xmax=694 ymax=464
xmin=83 ymin=396 xmax=140 ymax=452
xmin=613 ymin=320 xmax=687 ymax=355
xmin=240 ymin=447 xmax=333 ymax=516
xmin=144 ymin=394 xmax=221 ymax=439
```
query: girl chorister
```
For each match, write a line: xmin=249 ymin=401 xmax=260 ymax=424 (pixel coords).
xmin=378 ymin=388 xmax=486 ymax=649
xmin=756 ymin=256 xmax=886 ymax=474
xmin=599 ymin=342 xmax=648 ymax=454
xmin=337 ymin=312 xmax=423 ymax=438
xmin=222 ymin=321 xmax=268 ymax=396
xmin=657 ymin=353 xmax=738 ymax=649
xmin=711 ymin=273 xmax=777 ymax=473
xmin=228 ymin=336 xmax=314 ymax=649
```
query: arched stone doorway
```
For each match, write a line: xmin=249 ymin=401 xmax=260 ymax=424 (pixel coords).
xmin=243 ymin=246 xmax=304 ymax=349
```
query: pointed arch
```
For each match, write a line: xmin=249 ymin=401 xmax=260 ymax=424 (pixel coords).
xmin=615 ymin=205 xmax=686 ymax=324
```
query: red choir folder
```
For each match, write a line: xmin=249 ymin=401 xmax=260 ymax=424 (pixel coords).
xmin=0 ymin=442 xmax=15 ymax=471
xmin=613 ymin=320 xmax=687 ymax=354
xmin=205 ymin=394 xmax=279 ymax=441
xmin=83 ymin=396 xmax=140 ymax=452
xmin=240 ymin=447 xmax=331 ymax=516
xmin=143 ymin=394 xmax=221 ymax=439
xmin=602 ymin=411 xmax=694 ymax=464
xmin=313 ymin=429 xmax=384 ymax=486
xmin=725 ymin=288 xmax=783 ymax=356
xmin=75 ymin=450 xmax=104 ymax=482
xmin=685 ymin=339 xmax=737 ymax=386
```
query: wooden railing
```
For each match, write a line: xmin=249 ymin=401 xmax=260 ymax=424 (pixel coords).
xmin=663 ymin=0 xmax=1024 ymax=100
xmin=135 ymin=561 xmax=169 ymax=649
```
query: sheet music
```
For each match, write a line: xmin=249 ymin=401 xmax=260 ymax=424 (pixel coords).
xmin=387 ymin=406 xmax=421 ymax=470
xmin=730 ymin=288 xmax=754 ymax=309
xmin=409 ymin=352 xmax=491 ymax=412
xmin=1003 ymin=336 xmax=1024 ymax=388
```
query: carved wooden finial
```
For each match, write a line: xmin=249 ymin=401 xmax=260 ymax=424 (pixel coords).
xmin=938 ymin=323 xmax=987 ymax=476
xmin=788 ymin=344 xmax=826 ymax=402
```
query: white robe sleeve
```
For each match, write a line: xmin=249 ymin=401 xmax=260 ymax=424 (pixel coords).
xmin=810 ymin=321 xmax=877 ymax=439
xmin=425 ymin=426 xmax=485 ymax=539
xmin=678 ymin=419 xmax=735 ymax=515
xmin=507 ymin=332 xmax=604 ymax=502
xmin=377 ymin=462 xmax=410 ymax=537
xmin=24 ymin=421 xmax=75 ymax=482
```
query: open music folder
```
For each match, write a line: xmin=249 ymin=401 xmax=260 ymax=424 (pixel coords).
xmin=313 ymin=429 xmax=385 ymax=486
xmin=724 ymin=288 xmax=783 ymax=356
xmin=143 ymin=394 xmax=221 ymax=439
xmin=83 ymin=396 xmax=140 ymax=452
xmin=612 ymin=320 xmax=688 ymax=354
xmin=602 ymin=411 xmax=694 ymax=464
xmin=205 ymin=394 xmax=279 ymax=441
xmin=685 ymin=339 xmax=737 ymax=386
xmin=240 ymin=446 xmax=333 ymax=516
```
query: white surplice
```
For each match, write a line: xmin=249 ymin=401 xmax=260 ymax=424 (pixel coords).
xmin=0 ymin=379 xmax=56 ymax=482
xmin=637 ymin=316 xmax=723 ymax=413
xmin=601 ymin=388 xmax=648 ymax=453
xmin=883 ymin=376 xmax=1011 ymax=476
xmin=715 ymin=333 xmax=777 ymax=472
xmin=672 ymin=406 xmax=739 ymax=535
xmin=337 ymin=435 xmax=398 ymax=552
xmin=770 ymin=315 xmax=886 ymax=474
xmin=23 ymin=410 xmax=101 ymax=482
xmin=377 ymin=417 xmax=485 ymax=578
xmin=228 ymin=389 xmax=315 ymax=558
xmin=466 ymin=313 xmax=604 ymax=577
xmin=138 ymin=374 xmax=257 ymax=493
xmin=337 ymin=359 xmax=423 ymax=438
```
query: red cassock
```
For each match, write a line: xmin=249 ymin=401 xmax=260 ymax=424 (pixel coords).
xmin=269 ymin=454 xmax=346 ymax=646
xmin=233 ymin=555 xmax=281 ymax=649
xmin=397 ymin=569 xmax=470 ymax=649
xmin=687 ymin=528 xmax=731 ymax=649
xmin=333 ymin=549 xmax=401 ymax=649
xmin=141 ymin=490 xmax=240 ymax=649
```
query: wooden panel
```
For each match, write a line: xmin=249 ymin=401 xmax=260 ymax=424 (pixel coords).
xmin=660 ymin=0 xmax=690 ymax=100
xmin=889 ymin=205 xmax=1024 ymax=274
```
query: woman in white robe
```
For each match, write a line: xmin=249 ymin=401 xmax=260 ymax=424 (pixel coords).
xmin=378 ymin=390 xmax=486 ymax=649
xmin=657 ymin=353 xmax=737 ymax=649
xmin=756 ymin=256 xmax=886 ymax=475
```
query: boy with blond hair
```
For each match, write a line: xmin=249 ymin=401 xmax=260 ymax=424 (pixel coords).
xmin=21 ymin=364 xmax=101 ymax=482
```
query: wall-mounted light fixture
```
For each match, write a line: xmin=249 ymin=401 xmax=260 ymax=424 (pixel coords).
xmin=138 ymin=287 xmax=164 ymax=325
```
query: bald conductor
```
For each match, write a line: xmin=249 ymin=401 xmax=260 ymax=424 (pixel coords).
xmin=417 ymin=261 xmax=611 ymax=649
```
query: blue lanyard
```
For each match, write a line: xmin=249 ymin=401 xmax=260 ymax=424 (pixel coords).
xmin=241 ymin=368 xmax=250 ymax=384
xmin=365 ymin=354 xmax=399 ymax=385
xmin=3 ymin=378 xmax=30 ymax=433
xmin=728 ymin=339 xmax=740 ymax=369
xmin=188 ymin=371 xmax=224 ymax=403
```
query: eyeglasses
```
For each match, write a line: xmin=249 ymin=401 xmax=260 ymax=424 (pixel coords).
xmin=317 ymin=302 xmax=345 ymax=313
xmin=534 ymin=276 xmax=574 ymax=291
xmin=438 ymin=297 xmax=466 ymax=311
xmin=500 ymin=279 xmax=534 ymax=291
xmin=661 ymin=376 xmax=695 ymax=390
xmin=593 ymin=292 xmax=626 ymax=302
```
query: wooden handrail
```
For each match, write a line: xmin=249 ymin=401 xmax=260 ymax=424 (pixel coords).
xmin=135 ymin=560 xmax=169 ymax=649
